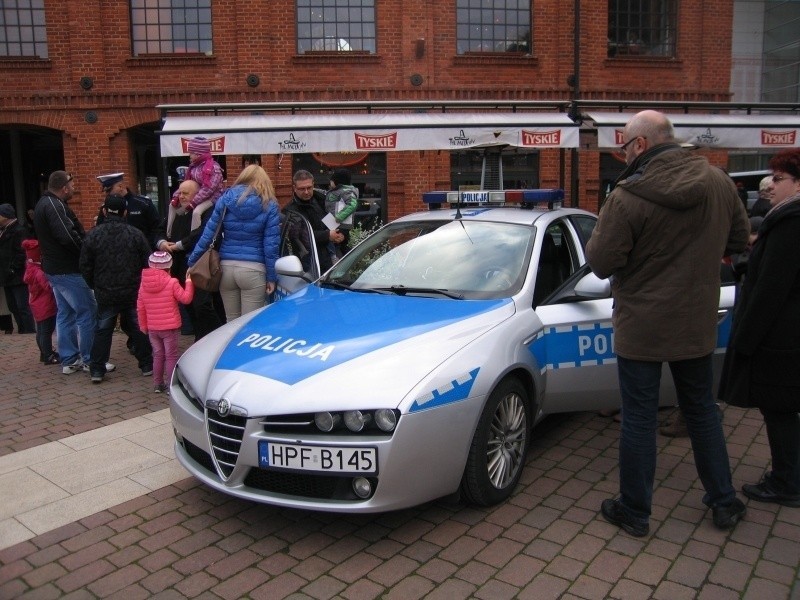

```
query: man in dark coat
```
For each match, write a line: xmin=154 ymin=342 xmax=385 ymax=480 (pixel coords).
xmin=0 ymin=203 xmax=34 ymax=333
xmin=156 ymin=179 xmax=221 ymax=340
xmin=33 ymin=170 xmax=97 ymax=373
xmin=586 ymin=110 xmax=750 ymax=536
xmin=283 ymin=169 xmax=344 ymax=274
xmin=80 ymin=195 xmax=152 ymax=382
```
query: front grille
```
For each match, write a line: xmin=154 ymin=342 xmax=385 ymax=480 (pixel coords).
xmin=183 ymin=438 xmax=215 ymax=474
xmin=243 ymin=468 xmax=376 ymax=500
xmin=207 ymin=413 xmax=247 ymax=478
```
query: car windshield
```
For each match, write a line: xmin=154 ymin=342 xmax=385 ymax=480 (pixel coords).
xmin=324 ymin=219 xmax=535 ymax=299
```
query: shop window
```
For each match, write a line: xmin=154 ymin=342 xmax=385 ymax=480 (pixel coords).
xmin=608 ymin=0 xmax=677 ymax=58
xmin=456 ymin=0 xmax=531 ymax=55
xmin=451 ymin=150 xmax=539 ymax=190
xmin=131 ymin=0 xmax=212 ymax=56
xmin=0 ymin=0 xmax=48 ymax=58
xmin=296 ymin=0 xmax=376 ymax=54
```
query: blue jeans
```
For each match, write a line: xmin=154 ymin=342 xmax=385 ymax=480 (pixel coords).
xmin=47 ymin=273 xmax=97 ymax=366
xmin=617 ymin=354 xmax=736 ymax=525
xmin=90 ymin=302 xmax=152 ymax=375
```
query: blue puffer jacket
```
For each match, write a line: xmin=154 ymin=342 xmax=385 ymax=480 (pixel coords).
xmin=187 ymin=184 xmax=281 ymax=282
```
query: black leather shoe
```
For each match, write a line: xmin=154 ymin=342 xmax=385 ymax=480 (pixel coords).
xmin=743 ymin=475 xmax=800 ymax=507
xmin=600 ymin=498 xmax=649 ymax=537
xmin=712 ymin=498 xmax=746 ymax=529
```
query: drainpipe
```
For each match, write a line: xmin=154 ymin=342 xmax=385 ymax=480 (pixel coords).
xmin=569 ymin=0 xmax=581 ymax=208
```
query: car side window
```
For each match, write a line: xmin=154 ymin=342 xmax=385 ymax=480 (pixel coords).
xmin=280 ymin=211 xmax=320 ymax=280
xmin=569 ymin=215 xmax=597 ymax=250
xmin=534 ymin=221 xmax=578 ymax=307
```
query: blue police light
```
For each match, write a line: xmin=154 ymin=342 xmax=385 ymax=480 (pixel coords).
xmin=423 ymin=189 xmax=564 ymax=209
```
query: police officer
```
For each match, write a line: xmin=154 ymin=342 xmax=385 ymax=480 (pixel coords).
xmin=95 ymin=173 xmax=160 ymax=249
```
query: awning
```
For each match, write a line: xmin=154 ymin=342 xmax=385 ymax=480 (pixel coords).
xmin=158 ymin=112 xmax=579 ymax=156
xmin=587 ymin=111 xmax=800 ymax=150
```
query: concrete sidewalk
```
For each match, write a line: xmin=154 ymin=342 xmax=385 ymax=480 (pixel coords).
xmin=1 ymin=332 xmax=798 ymax=599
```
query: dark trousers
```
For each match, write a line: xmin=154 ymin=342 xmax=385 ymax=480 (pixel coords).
xmin=35 ymin=315 xmax=56 ymax=361
xmin=90 ymin=302 xmax=151 ymax=375
xmin=617 ymin=354 xmax=736 ymax=524
xmin=187 ymin=287 xmax=222 ymax=340
xmin=761 ymin=408 xmax=800 ymax=494
xmin=4 ymin=284 xmax=35 ymax=333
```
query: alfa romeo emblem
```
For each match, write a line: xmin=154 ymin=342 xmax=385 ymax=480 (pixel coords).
xmin=217 ymin=398 xmax=231 ymax=417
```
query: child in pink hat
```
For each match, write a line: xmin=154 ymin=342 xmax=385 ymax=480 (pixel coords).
xmin=21 ymin=239 xmax=59 ymax=364
xmin=137 ymin=251 xmax=194 ymax=393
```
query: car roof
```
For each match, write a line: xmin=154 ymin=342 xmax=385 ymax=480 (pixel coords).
xmin=391 ymin=206 xmax=597 ymax=227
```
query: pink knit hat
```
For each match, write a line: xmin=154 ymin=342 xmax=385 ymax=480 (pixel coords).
xmin=187 ymin=136 xmax=211 ymax=155
xmin=148 ymin=251 xmax=173 ymax=269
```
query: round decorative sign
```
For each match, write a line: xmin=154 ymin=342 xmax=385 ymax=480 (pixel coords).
xmin=312 ymin=152 xmax=369 ymax=167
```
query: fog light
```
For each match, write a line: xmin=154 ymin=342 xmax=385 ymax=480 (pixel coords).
xmin=344 ymin=410 xmax=371 ymax=432
xmin=353 ymin=477 xmax=372 ymax=498
xmin=374 ymin=409 xmax=397 ymax=432
xmin=315 ymin=412 xmax=341 ymax=432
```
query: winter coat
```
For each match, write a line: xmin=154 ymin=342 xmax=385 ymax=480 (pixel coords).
xmin=137 ymin=267 xmax=194 ymax=332
xmin=586 ymin=143 xmax=750 ymax=361
xmin=170 ymin=155 xmax=224 ymax=211
xmin=0 ymin=218 xmax=28 ymax=287
xmin=325 ymin=184 xmax=359 ymax=229
xmin=96 ymin=191 xmax=161 ymax=249
xmin=32 ymin=192 xmax=85 ymax=275
xmin=79 ymin=216 xmax=151 ymax=306
xmin=22 ymin=260 xmax=56 ymax=321
xmin=718 ymin=196 xmax=800 ymax=412
xmin=186 ymin=184 xmax=281 ymax=282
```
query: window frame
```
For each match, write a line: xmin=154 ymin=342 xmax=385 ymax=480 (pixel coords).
xmin=0 ymin=0 xmax=48 ymax=59
xmin=296 ymin=0 xmax=377 ymax=55
xmin=130 ymin=0 xmax=213 ymax=57
xmin=607 ymin=0 xmax=678 ymax=59
xmin=455 ymin=0 xmax=531 ymax=56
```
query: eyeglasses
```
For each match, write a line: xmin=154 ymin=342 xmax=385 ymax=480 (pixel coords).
xmin=620 ymin=136 xmax=643 ymax=152
xmin=771 ymin=174 xmax=796 ymax=184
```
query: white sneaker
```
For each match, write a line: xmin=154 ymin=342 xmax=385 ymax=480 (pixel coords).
xmin=82 ymin=362 xmax=116 ymax=373
xmin=62 ymin=360 xmax=84 ymax=375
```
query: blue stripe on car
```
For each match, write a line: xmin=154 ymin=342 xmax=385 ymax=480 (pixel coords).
xmin=410 ymin=368 xmax=480 ymax=413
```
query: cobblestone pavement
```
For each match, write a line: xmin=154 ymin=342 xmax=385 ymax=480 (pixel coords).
xmin=1 ymin=332 xmax=798 ymax=599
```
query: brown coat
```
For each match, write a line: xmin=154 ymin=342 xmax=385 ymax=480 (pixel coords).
xmin=586 ymin=144 xmax=749 ymax=361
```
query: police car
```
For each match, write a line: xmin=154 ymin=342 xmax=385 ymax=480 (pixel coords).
xmin=169 ymin=189 xmax=736 ymax=513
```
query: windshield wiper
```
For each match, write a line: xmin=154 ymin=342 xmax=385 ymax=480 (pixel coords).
xmin=379 ymin=285 xmax=464 ymax=299
xmin=319 ymin=280 xmax=352 ymax=290
xmin=320 ymin=280 xmax=389 ymax=294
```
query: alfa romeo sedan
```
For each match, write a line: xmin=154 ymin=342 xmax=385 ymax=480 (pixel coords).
xmin=169 ymin=191 xmax=736 ymax=513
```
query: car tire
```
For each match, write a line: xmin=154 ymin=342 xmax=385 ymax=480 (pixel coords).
xmin=460 ymin=377 xmax=530 ymax=506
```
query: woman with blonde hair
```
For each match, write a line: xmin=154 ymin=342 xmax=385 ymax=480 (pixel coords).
xmin=188 ymin=165 xmax=281 ymax=321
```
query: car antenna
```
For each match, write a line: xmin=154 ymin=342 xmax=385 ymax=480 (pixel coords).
xmin=454 ymin=191 xmax=463 ymax=220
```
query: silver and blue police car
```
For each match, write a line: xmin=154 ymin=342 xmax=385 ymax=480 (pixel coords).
xmin=169 ymin=189 xmax=736 ymax=513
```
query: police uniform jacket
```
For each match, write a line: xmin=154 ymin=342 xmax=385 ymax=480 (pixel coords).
xmin=79 ymin=215 xmax=151 ymax=306
xmin=586 ymin=143 xmax=750 ymax=361
xmin=718 ymin=196 xmax=800 ymax=412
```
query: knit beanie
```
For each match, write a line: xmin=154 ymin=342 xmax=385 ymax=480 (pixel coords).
xmin=187 ymin=136 xmax=212 ymax=155
xmin=21 ymin=238 xmax=41 ymax=262
xmin=148 ymin=251 xmax=173 ymax=270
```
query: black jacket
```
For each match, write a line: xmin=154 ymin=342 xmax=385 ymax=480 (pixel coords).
xmin=0 ymin=218 xmax=29 ymax=287
xmin=96 ymin=190 xmax=161 ymax=249
xmin=79 ymin=215 xmax=151 ymax=306
xmin=283 ymin=190 xmax=333 ymax=273
xmin=160 ymin=208 xmax=212 ymax=281
xmin=719 ymin=196 xmax=800 ymax=411
xmin=33 ymin=191 xmax=85 ymax=275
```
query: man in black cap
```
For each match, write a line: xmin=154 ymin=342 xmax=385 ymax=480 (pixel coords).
xmin=0 ymin=203 xmax=35 ymax=333
xmin=80 ymin=194 xmax=152 ymax=383
xmin=96 ymin=173 xmax=160 ymax=249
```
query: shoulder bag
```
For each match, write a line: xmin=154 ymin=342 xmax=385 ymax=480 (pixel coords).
xmin=189 ymin=206 xmax=226 ymax=292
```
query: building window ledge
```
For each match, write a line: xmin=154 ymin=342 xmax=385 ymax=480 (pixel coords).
xmin=605 ymin=57 xmax=682 ymax=68
xmin=454 ymin=54 xmax=538 ymax=67
xmin=126 ymin=54 xmax=217 ymax=68
xmin=0 ymin=57 xmax=51 ymax=70
xmin=292 ymin=52 xmax=380 ymax=65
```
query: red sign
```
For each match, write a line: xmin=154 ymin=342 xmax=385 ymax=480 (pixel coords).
xmin=180 ymin=136 xmax=226 ymax=154
xmin=521 ymin=129 xmax=562 ymax=146
xmin=614 ymin=129 xmax=625 ymax=145
xmin=761 ymin=130 xmax=796 ymax=146
xmin=354 ymin=132 xmax=398 ymax=149
xmin=312 ymin=152 xmax=369 ymax=167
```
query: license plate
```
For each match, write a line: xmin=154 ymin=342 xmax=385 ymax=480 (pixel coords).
xmin=258 ymin=440 xmax=378 ymax=475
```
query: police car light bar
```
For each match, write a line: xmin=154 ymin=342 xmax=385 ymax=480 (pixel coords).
xmin=422 ymin=189 xmax=564 ymax=209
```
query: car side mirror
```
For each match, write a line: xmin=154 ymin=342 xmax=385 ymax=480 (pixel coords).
xmin=276 ymin=255 xmax=312 ymax=281
xmin=574 ymin=272 xmax=611 ymax=298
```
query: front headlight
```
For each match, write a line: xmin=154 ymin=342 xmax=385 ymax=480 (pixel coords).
xmin=311 ymin=409 xmax=400 ymax=434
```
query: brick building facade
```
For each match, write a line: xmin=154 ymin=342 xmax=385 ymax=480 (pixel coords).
xmin=0 ymin=1 xmax=734 ymax=230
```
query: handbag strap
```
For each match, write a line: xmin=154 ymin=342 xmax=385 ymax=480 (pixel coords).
xmin=210 ymin=205 xmax=227 ymax=245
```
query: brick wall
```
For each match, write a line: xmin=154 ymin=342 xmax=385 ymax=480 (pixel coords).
xmin=0 ymin=0 xmax=734 ymax=226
